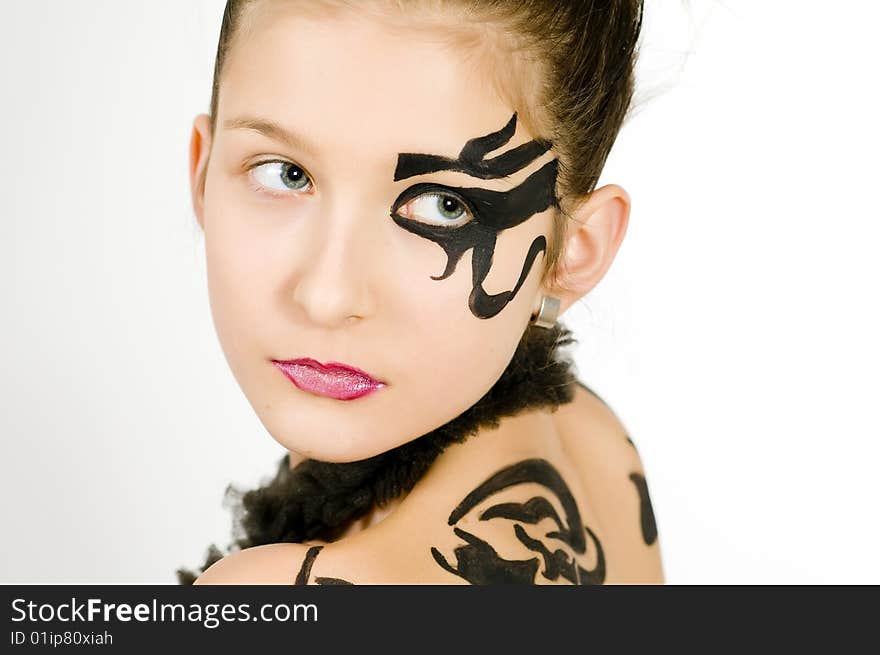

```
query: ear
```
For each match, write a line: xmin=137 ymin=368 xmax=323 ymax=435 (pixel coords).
xmin=189 ymin=113 xmax=214 ymax=231
xmin=541 ymin=184 xmax=631 ymax=316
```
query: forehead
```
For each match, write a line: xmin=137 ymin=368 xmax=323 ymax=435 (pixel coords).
xmin=218 ymin=5 xmax=531 ymax=165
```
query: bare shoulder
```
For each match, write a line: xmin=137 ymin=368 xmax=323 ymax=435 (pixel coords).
xmin=553 ymin=381 xmax=665 ymax=583
xmin=554 ymin=382 xmax=645 ymax=473
xmin=194 ymin=542 xmax=310 ymax=585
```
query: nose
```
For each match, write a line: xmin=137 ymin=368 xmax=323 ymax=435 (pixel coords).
xmin=289 ymin=205 xmax=380 ymax=329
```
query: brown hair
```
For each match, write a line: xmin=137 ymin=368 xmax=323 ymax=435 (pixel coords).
xmin=202 ymin=0 xmax=643 ymax=285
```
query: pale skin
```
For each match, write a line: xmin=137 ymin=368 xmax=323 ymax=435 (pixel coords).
xmin=189 ymin=1 xmax=663 ymax=584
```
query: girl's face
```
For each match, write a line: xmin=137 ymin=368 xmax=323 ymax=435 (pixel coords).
xmin=190 ymin=4 xmax=559 ymax=462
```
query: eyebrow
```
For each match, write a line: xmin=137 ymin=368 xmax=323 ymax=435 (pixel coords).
xmin=223 ymin=115 xmax=318 ymax=156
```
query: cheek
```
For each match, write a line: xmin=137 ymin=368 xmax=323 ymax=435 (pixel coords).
xmin=347 ymin=212 xmax=553 ymax=447
xmin=201 ymin=189 xmax=283 ymax=381
xmin=405 ymin=316 xmax=520 ymax=417
xmin=388 ymin=248 xmax=530 ymax=426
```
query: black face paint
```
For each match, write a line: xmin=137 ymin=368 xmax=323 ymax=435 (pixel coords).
xmin=430 ymin=458 xmax=606 ymax=584
xmin=394 ymin=112 xmax=552 ymax=181
xmin=391 ymin=113 xmax=559 ymax=319
xmin=628 ymin=472 xmax=658 ymax=546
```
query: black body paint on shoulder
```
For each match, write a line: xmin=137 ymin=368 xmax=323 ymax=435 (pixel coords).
xmin=294 ymin=545 xmax=355 ymax=585
xmin=430 ymin=458 xmax=606 ymax=584
xmin=391 ymin=113 xmax=559 ymax=319
xmin=628 ymin=472 xmax=658 ymax=546
xmin=294 ymin=545 xmax=321 ymax=584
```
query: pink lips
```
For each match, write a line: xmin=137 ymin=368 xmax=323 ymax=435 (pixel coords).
xmin=271 ymin=358 xmax=386 ymax=400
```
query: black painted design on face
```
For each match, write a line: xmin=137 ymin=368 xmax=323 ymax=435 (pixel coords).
xmin=394 ymin=112 xmax=552 ymax=181
xmin=430 ymin=458 xmax=606 ymax=584
xmin=628 ymin=472 xmax=658 ymax=546
xmin=391 ymin=113 xmax=559 ymax=319
xmin=293 ymin=545 xmax=355 ymax=585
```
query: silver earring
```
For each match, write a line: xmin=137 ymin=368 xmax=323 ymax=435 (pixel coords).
xmin=530 ymin=295 xmax=561 ymax=329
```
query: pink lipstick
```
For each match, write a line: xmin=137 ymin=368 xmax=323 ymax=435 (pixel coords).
xmin=271 ymin=358 xmax=386 ymax=400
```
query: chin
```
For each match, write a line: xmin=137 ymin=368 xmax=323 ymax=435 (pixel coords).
xmin=265 ymin=409 xmax=410 ymax=464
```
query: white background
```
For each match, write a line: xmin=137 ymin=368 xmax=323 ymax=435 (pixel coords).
xmin=1 ymin=1 xmax=877 ymax=583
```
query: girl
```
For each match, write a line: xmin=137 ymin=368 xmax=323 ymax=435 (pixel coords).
xmin=179 ymin=0 xmax=663 ymax=584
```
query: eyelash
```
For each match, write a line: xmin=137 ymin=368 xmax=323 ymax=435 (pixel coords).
xmin=245 ymin=159 xmax=477 ymax=226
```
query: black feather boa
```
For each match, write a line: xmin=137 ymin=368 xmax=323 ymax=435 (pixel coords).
xmin=177 ymin=322 xmax=581 ymax=584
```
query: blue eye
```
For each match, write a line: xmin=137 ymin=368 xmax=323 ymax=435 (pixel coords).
xmin=249 ymin=160 xmax=313 ymax=196
xmin=397 ymin=192 xmax=473 ymax=226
